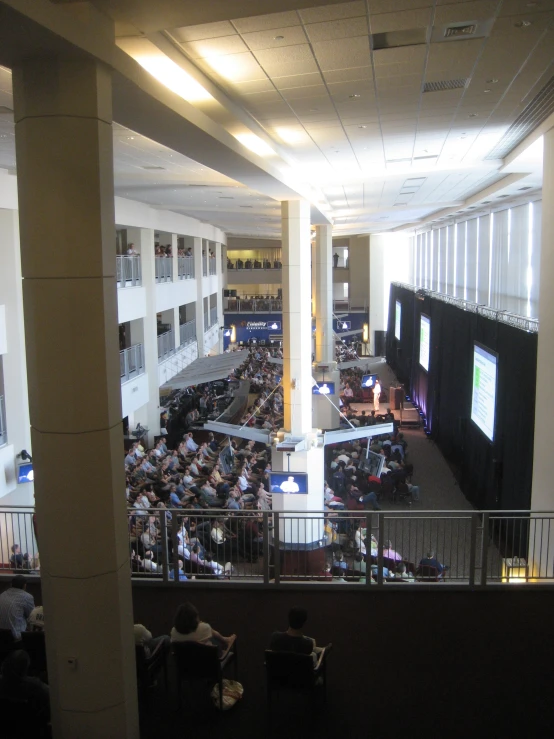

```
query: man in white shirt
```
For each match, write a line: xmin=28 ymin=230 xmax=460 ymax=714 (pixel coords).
xmin=0 ymin=576 xmax=35 ymax=640
xmin=373 ymin=379 xmax=382 ymax=412
xmin=280 ymin=476 xmax=300 ymax=493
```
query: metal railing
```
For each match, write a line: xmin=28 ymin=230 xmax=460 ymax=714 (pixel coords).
xmin=209 ymin=307 xmax=218 ymax=328
xmin=225 ymin=298 xmax=282 ymax=312
xmin=3 ymin=508 xmax=554 ymax=587
xmin=0 ymin=395 xmax=6 ymax=447
xmin=157 ymin=330 xmax=175 ymax=362
xmin=227 ymin=259 xmax=281 ymax=270
xmin=120 ymin=344 xmax=144 ymax=384
xmin=177 ymin=256 xmax=194 ymax=280
xmin=202 ymin=255 xmax=208 ymax=276
xmin=209 ymin=256 xmax=217 ymax=275
xmin=179 ymin=320 xmax=196 ymax=347
xmin=155 ymin=256 xmax=173 ymax=283
xmin=116 ymin=255 xmax=142 ymax=287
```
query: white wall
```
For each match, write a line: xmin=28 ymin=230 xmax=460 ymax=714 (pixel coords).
xmin=117 ymin=286 xmax=147 ymax=324
xmin=121 ymin=372 xmax=149 ymax=419
xmin=155 ymin=279 xmax=197 ymax=314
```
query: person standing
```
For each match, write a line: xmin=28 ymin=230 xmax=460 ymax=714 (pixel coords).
xmin=373 ymin=378 xmax=381 ymax=412
xmin=333 ymin=252 xmax=339 ymax=268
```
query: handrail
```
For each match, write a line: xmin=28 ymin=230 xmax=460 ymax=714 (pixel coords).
xmin=120 ymin=344 xmax=144 ymax=384
xmin=155 ymin=256 xmax=173 ymax=283
xmin=116 ymin=254 xmax=142 ymax=287
xmin=224 ymin=298 xmax=283 ymax=313
xmin=177 ymin=256 xmax=194 ymax=280
xmin=179 ymin=319 xmax=196 ymax=347
xmin=157 ymin=330 xmax=175 ymax=361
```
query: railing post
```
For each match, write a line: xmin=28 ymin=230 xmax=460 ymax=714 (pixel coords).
xmin=468 ymin=512 xmax=478 ymax=588
xmin=159 ymin=510 xmax=170 ymax=584
xmin=366 ymin=512 xmax=373 ymax=588
xmin=273 ymin=512 xmax=280 ymax=585
xmin=263 ymin=511 xmax=270 ymax=585
xmin=480 ymin=512 xmax=489 ymax=586
xmin=377 ymin=513 xmax=385 ymax=585
xmin=170 ymin=511 xmax=180 ymax=584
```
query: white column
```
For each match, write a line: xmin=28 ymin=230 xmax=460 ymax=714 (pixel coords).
xmin=128 ymin=227 xmax=159 ymax=445
xmin=193 ymin=237 xmax=205 ymax=357
xmin=313 ymin=224 xmax=339 ymax=429
xmin=530 ymin=126 xmax=554 ymax=577
xmin=216 ymin=241 xmax=223 ymax=353
xmin=0 ymin=207 xmax=33 ymax=504
xmin=282 ymin=200 xmax=313 ymax=435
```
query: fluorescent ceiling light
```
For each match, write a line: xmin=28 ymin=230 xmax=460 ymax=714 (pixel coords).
xmin=135 ymin=54 xmax=213 ymax=104
xmin=234 ymin=132 xmax=277 ymax=158
xmin=274 ymin=127 xmax=306 ymax=145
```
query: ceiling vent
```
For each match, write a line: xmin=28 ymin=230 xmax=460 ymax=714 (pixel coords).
xmin=423 ymin=78 xmax=468 ymax=93
xmin=486 ymin=75 xmax=554 ymax=159
xmin=141 ymin=165 xmax=165 ymax=170
xmin=518 ymin=186 xmax=533 ymax=191
xmin=444 ymin=24 xmax=477 ymax=38
xmin=372 ymin=28 xmax=427 ymax=50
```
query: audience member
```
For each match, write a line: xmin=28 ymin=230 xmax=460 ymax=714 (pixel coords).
xmin=0 ymin=575 xmax=35 ymax=640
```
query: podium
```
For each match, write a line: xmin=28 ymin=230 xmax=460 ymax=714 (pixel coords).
xmin=389 ymin=386 xmax=404 ymax=411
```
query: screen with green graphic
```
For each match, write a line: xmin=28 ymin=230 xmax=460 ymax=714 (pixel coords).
xmin=471 ymin=343 xmax=497 ymax=442
xmin=419 ymin=314 xmax=430 ymax=371
xmin=395 ymin=300 xmax=401 ymax=340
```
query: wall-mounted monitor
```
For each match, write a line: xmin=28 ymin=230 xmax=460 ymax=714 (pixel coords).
xmin=471 ymin=343 xmax=498 ymax=442
xmin=337 ymin=320 xmax=351 ymax=330
xmin=361 ymin=374 xmax=378 ymax=388
xmin=312 ymin=382 xmax=336 ymax=395
xmin=18 ymin=463 xmax=34 ymax=484
xmin=267 ymin=321 xmax=281 ymax=330
xmin=395 ymin=300 xmax=401 ymax=340
xmin=419 ymin=314 xmax=431 ymax=371
xmin=269 ymin=472 xmax=308 ymax=494
xmin=358 ymin=449 xmax=385 ymax=478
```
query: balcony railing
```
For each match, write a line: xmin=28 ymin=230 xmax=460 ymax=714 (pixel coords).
xmin=225 ymin=298 xmax=282 ymax=312
xmin=155 ymin=257 xmax=173 ymax=283
xmin=205 ymin=307 xmax=218 ymax=332
xmin=177 ymin=256 xmax=194 ymax=280
xmin=2 ymin=507 xmax=554 ymax=587
xmin=227 ymin=259 xmax=281 ymax=270
xmin=120 ymin=344 xmax=144 ymax=384
xmin=179 ymin=320 xmax=196 ymax=347
xmin=0 ymin=395 xmax=6 ymax=447
xmin=202 ymin=255 xmax=207 ymax=276
xmin=116 ymin=255 xmax=142 ymax=287
xmin=209 ymin=256 xmax=217 ymax=275
xmin=157 ymin=330 xmax=175 ymax=362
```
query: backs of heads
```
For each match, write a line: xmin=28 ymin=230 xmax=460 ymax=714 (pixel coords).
xmin=1 ymin=650 xmax=30 ymax=681
xmin=12 ymin=575 xmax=26 ymax=590
xmin=174 ymin=602 xmax=200 ymax=635
xmin=288 ymin=606 xmax=308 ymax=630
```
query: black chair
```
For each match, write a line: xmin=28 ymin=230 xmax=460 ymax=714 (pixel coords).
xmin=0 ymin=628 xmax=15 ymax=665
xmin=21 ymin=631 xmax=47 ymax=676
xmin=416 ymin=565 xmax=444 ymax=582
xmin=264 ymin=648 xmax=329 ymax=711
xmin=135 ymin=642 xmax=169 ymax=694
xmin=0 ymin=695 xmax=51 ymax=738
xmin=172 ymin=640 xmax=238 ymax=710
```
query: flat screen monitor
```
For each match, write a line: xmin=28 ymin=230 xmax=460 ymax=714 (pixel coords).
xmin=471 ymin=343 xmax=498 ymax=442
xmin=358 ymin=449 xmax=385 ymax=478
xmin=274 ymin=375 xmax=282 ymax=384
xmin=18 ymin=463 xmax=34 ymax=484
xmin=269 ymin=472 xmax=308 ymax=494
xmin=337 ymin=320 xmax=351 ymax=330
xmin=419 ymin=314 xmax=431 ymax=371
xmin=395 ymin=300 xmax=401 ymax=340
xmin=267 ymin=321 xmax=281 ymax=331
xmin=361 ymin=374 xmax=378 ymax=389
xmin=312 ymin=381 xmax=335 ymax=395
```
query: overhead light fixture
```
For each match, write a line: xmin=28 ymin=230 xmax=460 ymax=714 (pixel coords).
xmin=468 ymin=113 xmax=478 ymax=117
xmin=273 ymin=35 xmax=285 ymax=40
xmin=134 ymin=53 xmax=213 ymax=103
xmin=486 ymin=78 xmax=499 ymax=83
xmin=234 ymin=132 xmax=277 ymax=157
xmin=514 ymin=20 xmax=532 ymax=27
xmin=358 ymin=125 xmax=367 ymax=129
xmin=483 ymin=89 xmax=491 ymax=93
xmin=349 ymin=94 xmax=361 ymax=99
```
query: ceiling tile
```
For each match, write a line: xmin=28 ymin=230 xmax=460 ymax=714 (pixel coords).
xmin=273 ymin=72 xmax=324 ymax=89
xmin=196 ymin=53 xmax=267 ymax=83
xmin=172 ymin=21 xmax=236 ymax=42
xmin=181 ymin=35 xmax=248 ymax=59
xmin=434 ymin=1 xmax=501 ymax=24
xmin=312 ymin=36 xmax=371 ymax=71
xmin=304 ymin=16 xmax=368 ymax=42
xmin=299 ymin=1 xmax=366 ymax=23
xmin=279 ymin=85 xmax=329 ymax=100
xmin=322 ymin=66 xmax=373 ymax=83
xmin=370 ymin=8 xmax=433 ymax=33
xmin=241 ymin=26 xmax=307 ymax=51
xmin=373 ymin=45 xmax=427 ymax=66
xmin=229 ymin=79 xmax=275 ymax=94
xmin=232 ymin=11 xmax=300 ymax=33
xmin=253 ymin=44 xmax=319 ymax=77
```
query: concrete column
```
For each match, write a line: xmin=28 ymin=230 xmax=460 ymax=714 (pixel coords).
xmin=193 ymin=237 xmax=205 ymax=357
xmin=348 ymin=234 xmax=370 ymax=312
xmin=0 ymin=207 xmax=33 ymax=504
xmin=313 ymin=224 xmax=339 ymax=429
xmin=127 ymin=227 xmax=159 ymax=445
xmin=530 ymin=126 xmax=554 ymax=577
xmin=281 ymin=200 xmax=313 ymax=435
xmin=216 ymin=241 xmax=223 ymax=353
xmin=13 ymin=57 xmax=139 ymax=739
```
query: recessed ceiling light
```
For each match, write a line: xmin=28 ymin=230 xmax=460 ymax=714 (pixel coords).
xmin=514 ymin=20 xmax=532 ymax=27
xmin=349 ymin=94 xmax=361 ymax=99
xmin=483 ymin=89 xmax=491 ymax=93
xmin=468 ymin=113 xmax=478 ymax=117
xmin=309 ymin=108 xmax=319 ymax=112
xmin=358 ymin=125 xmax=367 ymax=129
xmin=273 ymin=35 xmax=285 ymax=40
xmin=486 ymin=78 xmax=499 ymax=84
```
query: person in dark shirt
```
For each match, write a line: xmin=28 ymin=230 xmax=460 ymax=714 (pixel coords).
xmin=269 ymin=607 xmax=330 ymax=665
xmin=0 ymin=649 xmax=50 ymax=725
xmin=419 ymin=550 xmax=449 ymax=575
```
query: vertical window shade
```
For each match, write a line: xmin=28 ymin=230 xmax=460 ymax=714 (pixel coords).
xmin=529 ymin=201 xmax=541 ymax=318
xmin=455 ymin=222 xmax=465 ymax=298
xmin=465 ymin=218 xmax=478 ymax=303
xmin=477 ymin=214 xmax=491 ymax=306
xmin=446 ymin=224 xmax=455 ymax=296
xmin=431 ymin=230 xmax=439 ymax=291
xmin=505 ymin=204 xmax=530 ymax=315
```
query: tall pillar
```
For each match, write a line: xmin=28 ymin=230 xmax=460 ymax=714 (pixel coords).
xmin=273 ymin=201 xmax=324 ymax=566
xmin=313 ymin=224 xmax=339 ymax=429
xmin=128 ymin=227 xmax=159 ymax=445
xmin=530 ymin=126 xmax=554 ymax=577
xmin=13 ymin=58 xmax=139 ymax=738
xmin=193 ymin=237 xmax=205 ymax=357
xmin=216 ymin=241 xmax=224 ymax=353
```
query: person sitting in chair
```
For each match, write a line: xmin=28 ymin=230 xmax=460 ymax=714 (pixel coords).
xmin=170 ymin=601 xmax=235 ymax=658
xmin=269 ymin=607 xmax=331 ymax=667
xmin=419 ymin=550 xmax=449 ymax=575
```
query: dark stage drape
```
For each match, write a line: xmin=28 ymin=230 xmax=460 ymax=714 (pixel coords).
xmin=386 ymin=285 xmax=537 ymax=511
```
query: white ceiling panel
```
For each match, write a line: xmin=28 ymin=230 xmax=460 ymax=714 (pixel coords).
xmin=232 ymin=11 xmax=300 ymax=33
xmin=370 ymin=8 xmax=433 ymax=33
xmin=272 ymin=72 xmax=324 ymax=89
xmin=312 ymin=36 xmax=371 ymax=71
xmin=322 ymin=66 xmax=373 ymax=83
xmin=434 ymin=1 xmax=501 ymax=24
xmin=180 ymin=35 xmax=247 ymax=59
xmin=173 ymin=21 xmax=236 ymax=42
xmin=305 ymin=16 xmax=368 ymax=42
xmin=299 ymin=1 xmax=367 ymax=24
xmin=241 ymin=26 xmax=308 ymax=51
xmin=253 ymin=44 xmax=319 ymax=77
xmin=196 ymin=52 xmax=267 ymax=83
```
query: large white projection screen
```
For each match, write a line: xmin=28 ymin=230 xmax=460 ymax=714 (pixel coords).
xmin=471 ymin=343 xmax=497 ymax=442
xmin=419 ymin=314 xmax=430 ymax=371
xmin=395 ymin=300 xmax=401 ymax=340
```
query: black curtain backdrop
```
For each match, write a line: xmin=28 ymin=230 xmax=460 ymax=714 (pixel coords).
xmin=386 ymin=285 xmax=537 ymax=511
